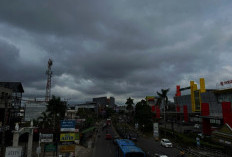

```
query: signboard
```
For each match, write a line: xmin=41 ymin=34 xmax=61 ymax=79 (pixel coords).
xmin=196 ymin=137 xmax=200 ymax=147
xmin=59 ymin=145 xmax=75 ymax=153
xmin=60 ymin=120 xmax=76 ymax=132
xmin=36 ymin=146 xmax=41 ymax=154
xmin=40 ymin=134 xmax=53 ymax=143
xmin=44 ymin=144 xmax=56 ymax=152
xmin=60 ymin=133 xmax=76 ymax=141
xmin=220 ymin=80 xmax=232 ymax=86
xmin=5 ymin=147 xmax=22 ymax=157
xmin=153 ymin=123 xmax=159 ymax=140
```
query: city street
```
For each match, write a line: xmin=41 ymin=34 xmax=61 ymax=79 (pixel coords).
xmin=91 ymin=122 xmax=181 ymax=157
xmin=136 ymin=136 xmax=180 ymax=157
xmin=92 ymin=125 xmax=116 ymax=157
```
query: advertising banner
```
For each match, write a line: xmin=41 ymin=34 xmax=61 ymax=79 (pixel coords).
xmin=60 ymin=120 xmax=76 ymax=132
xmin=5 ymin=147 xmax=22 ymax=157
xmin=153 ymin=123 xmax=159 ymax=140
xmin=59 ymin=145 xmax=75 ymax=153
xmin=44 ymin=144 xmax=56 ymax=152
xmin=60 ymin=133 xmax=78 ymax=141
xmin=40 ymin=134 xmax=53 ymax=143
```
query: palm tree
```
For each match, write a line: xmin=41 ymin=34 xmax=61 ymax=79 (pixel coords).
xmin=157 ymin=88 xmax=169 ymax=134
xmin=125 ymin=97 xmax=134 ymax=123
xmin=46 ymin=95 xmax=67 ymax=130
xmin=126 ymin=97 xmax=134 ymax=111
xmin=157 ymin=88 xmax=169 ymax=107
xmin=37 ymin=111 xmax=52 ymax=129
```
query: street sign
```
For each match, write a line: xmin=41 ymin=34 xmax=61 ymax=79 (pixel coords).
xmin=40 ymin=134 xmax=53 ymax=143
xmin=60 ymin=120 xmax=76 ymax=132
xmin=5 ymin=147 xmax=22 ymax=157
xmin=36 ymin=146 xmax=41 ymax=154
xmin=44 ymin=144 xmax=56 ymax=152
xmin=153 ymin=123 xmax=159 ymax=139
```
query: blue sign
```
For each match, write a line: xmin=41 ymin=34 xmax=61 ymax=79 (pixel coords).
xmin=60 ymin=120 xmax=76 ymax=132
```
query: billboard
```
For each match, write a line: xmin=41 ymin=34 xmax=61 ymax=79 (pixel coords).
xmin=60 ymin=120 xmax=76 ymax=132
xmin=5 ymin=147 xmax=22 ymax=157
xmin=59 ymin=145 xmax=75 ymax=153
xmin=40 ymin=134 xmax=53 ymax=143
xmin=60 ymin=133 xmax=79 ymax=142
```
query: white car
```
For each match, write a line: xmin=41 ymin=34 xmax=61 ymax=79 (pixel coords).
xmin=160 ymin=138 xmax=173 ymax=148
xmin=155 ymin=154 xmax=168 ymax=157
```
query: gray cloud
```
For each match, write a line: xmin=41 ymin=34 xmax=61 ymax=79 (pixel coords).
xmin=1 ymin=0 xmax=232 ymax=104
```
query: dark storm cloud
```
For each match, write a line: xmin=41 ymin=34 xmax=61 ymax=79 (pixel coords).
xmin=1 ymin=0 xmax=232 ymax=103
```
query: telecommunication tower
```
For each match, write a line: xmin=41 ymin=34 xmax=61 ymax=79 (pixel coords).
xmin=45 ymin=59 xmax=53 ymax=101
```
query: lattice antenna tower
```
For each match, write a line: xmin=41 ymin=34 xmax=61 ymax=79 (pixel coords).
xmin=45 ymin=59 xmax=53 ymax=102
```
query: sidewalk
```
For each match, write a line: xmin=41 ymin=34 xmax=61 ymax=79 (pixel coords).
xmin=75 ymin=145 xmax=92 ymax=157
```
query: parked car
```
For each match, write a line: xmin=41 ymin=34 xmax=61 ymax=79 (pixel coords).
xmin=160 ymin=139 xmax=172 ymax=148
xmin=194 ymin=124 xmax=200 ymax=129
xmin=129 ymin=133 xmax=137 ymax=141
xmin=105 ymin=134 xmax=112 ymax=140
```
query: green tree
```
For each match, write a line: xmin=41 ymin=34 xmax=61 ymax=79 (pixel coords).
xmin=46 ymin=95 xmax=67 ymax=129
xmin=37 ymin=111 xmax=52 ymax=129
xmin=157 ymin=88 xmax=169 ymax=109
xmin=125 ymin=97 xmax=134 ymax=111
xmin=76 ymin=108 xmax=96 ymax=128
xmin=134 ymin=99 xmax=153 ymax=132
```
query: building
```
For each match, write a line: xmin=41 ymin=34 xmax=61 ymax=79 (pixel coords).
xmin=145 ymin=96 xmax=156 ymax=107
xmin=24 ymin=101 xmax=47 ymax=121
xmin=93 ymin=96 xmax=115 ymax=109
xmin=0 ymin=86 xmax=12 ymax=129
xmin=0 ymin=82 xmax=24 ymax=124
xmin=173 ymin=78 xmax=232 ymax=135
xmin=74 ymin=102 xmax=97 ymax=112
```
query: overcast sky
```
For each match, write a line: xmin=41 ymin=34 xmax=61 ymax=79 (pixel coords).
xmin=1 ymin=0 xmax=232 ymax=105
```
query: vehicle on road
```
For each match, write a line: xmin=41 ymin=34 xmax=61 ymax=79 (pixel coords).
xmin=154 ymin=154 xmax=168 ymax=157
xmin=194 ymin=124 xmax=200 ymax=129
xmin=107 ymin=118 xmax=111 ymax=126
xmin=160 ymin=139 xmax=172 ymax=148
xmin=115 ymin=139 xmax=145 ymax=157
xmin=105 ymin=133 xmax=112 ymax=140
xmin=113 ymin=135 xmax=120 ymax=144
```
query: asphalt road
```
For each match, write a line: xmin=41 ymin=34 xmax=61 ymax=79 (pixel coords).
xmin=92 ymin=123 xmax=181 ymax=157
xmin=136 ymin=136 xmax=181 ymax=157
xmin=92 ymin=125 xmax=117 ymax=157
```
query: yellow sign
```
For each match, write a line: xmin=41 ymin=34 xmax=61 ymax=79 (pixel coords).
xmin=60 ymin=133 xmax=75 ymax=141
xmin=59 ymin=145 xmax=75 ymax=153
xmin=146 ymin=96 xmax=155 ymax=101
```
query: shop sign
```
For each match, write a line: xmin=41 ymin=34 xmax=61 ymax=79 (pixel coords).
xmin=220 ymin=80 xmax=232 ymax=86
xmin=5 ymin=147 xmax=22 ymax=157
xmin=60 ymin=120 xmax=76 ymax=132
xmin=44 ymin=144 xmax=56 ymax=152
xmin=40 ymin=134 xmax=53 ymax=143
xmin=59 ymin=145 xmax=75 ymax=153
xmin=60 ymin=133 xmax=77 ymax=141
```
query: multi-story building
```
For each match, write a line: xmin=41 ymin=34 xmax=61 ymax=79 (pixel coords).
xmin=93 ymin=96 xmax=115 ymax=109
xmin=0 ymin=86 xmax=12 ymax=129
xmin=173 ymin=78 xmax=232 ymax=136
xmin=0 ymin=82 xmax=24 ymax=123
xmin=24 ymin=100 xmax=47 ymax=121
